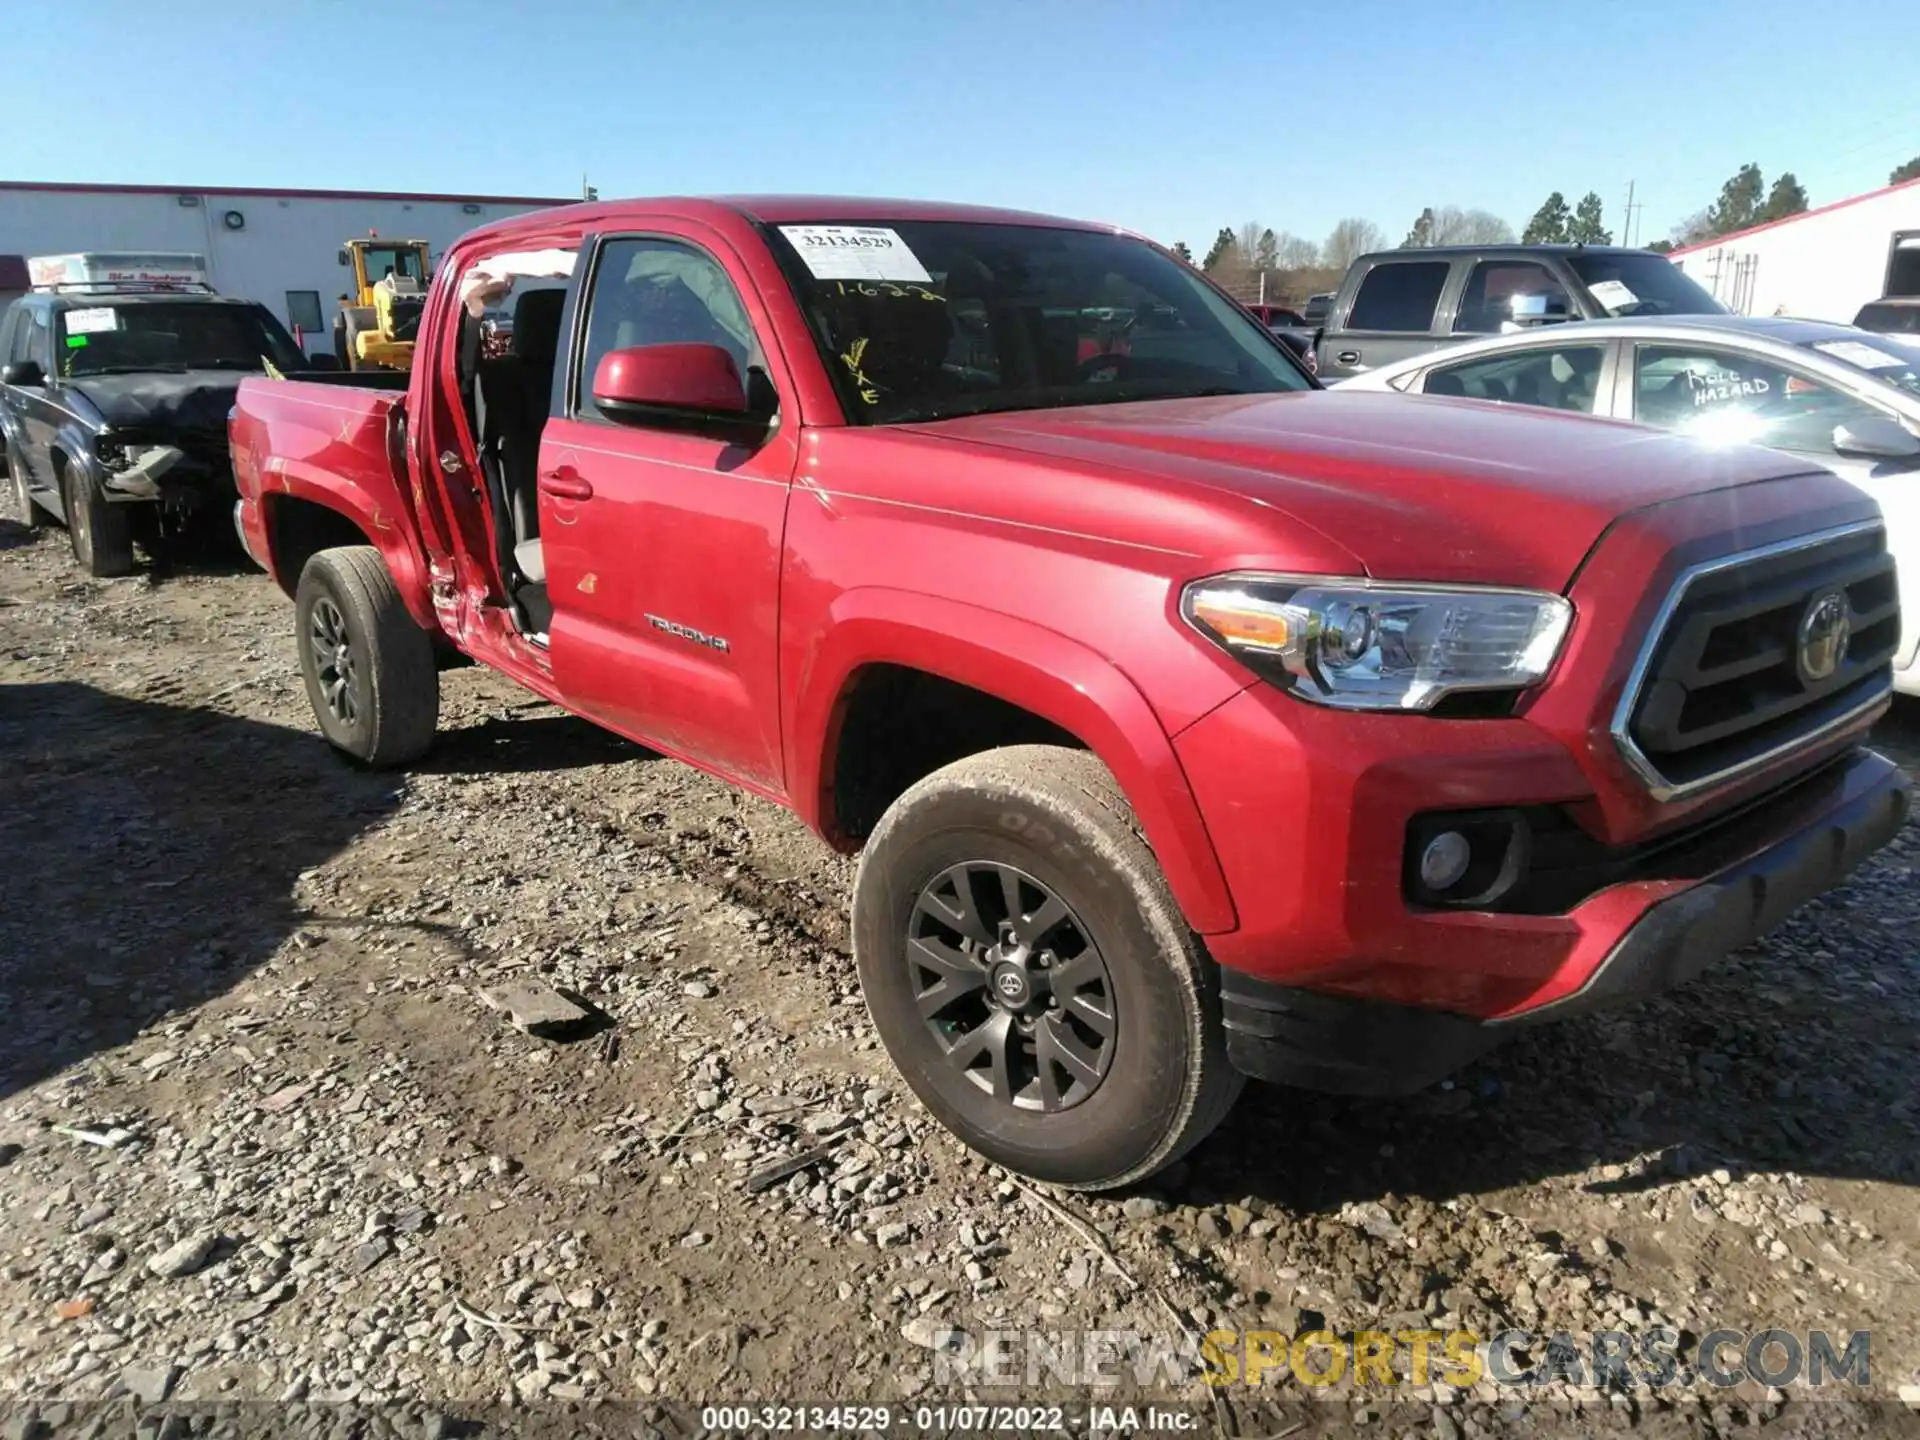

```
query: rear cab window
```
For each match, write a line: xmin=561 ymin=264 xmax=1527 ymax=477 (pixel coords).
xmin=1344 ymin=260 xmax=1450 ymax=333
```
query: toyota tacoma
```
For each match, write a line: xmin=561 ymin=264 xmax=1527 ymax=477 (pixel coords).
xmin=229 ymin=197 xmax=1910 ymax=1190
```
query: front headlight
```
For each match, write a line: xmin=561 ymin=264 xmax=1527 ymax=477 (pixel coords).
xmin=95 ymin=438 xmax=130 ymax=471
xmin=1181 ymin=573 xmax=1573 ymax=712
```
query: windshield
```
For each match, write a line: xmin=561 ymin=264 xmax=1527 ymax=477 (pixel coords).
xmin=1565 ymin=253 xmax=1727 ymax=318
xmin=766 ymin=221 xmax=1313 ymax=424
xmin=362 ymin=245 xmax=426 ymax=284
xmin=1801 ymin=333 xmax=1920 ymax=399
xmin=55 ymin=301 xmax=307 ymax=376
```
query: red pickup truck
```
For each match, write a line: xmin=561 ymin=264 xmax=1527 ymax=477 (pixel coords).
xmin=231 ymin=197 xmax=1911 ymax=1191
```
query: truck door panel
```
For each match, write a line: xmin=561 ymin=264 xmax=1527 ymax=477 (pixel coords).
xmin=1317 ymin=257 xmax=1455 ymax=381
xmin=536 ymin=233 xmax=798 ymax=796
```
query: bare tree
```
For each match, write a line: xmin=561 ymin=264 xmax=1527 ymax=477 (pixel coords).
xmin=1275 ymin=232 xmax=1319 ymax=269
xmin=1429 ymin=206 xmax=1515 ymax=245
xmin=1323 ymin=218 xmax=1386 ymax=272
xmin=1669 ymin=208 xmax=1715 ymax=248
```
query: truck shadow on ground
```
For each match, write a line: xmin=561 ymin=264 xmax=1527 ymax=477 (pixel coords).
xmin=411 ymin=709 xmax=659 ymax=776
xmin=0 ymin=680 xmax=405 ymax=1103
xmin=1180 ymin=834 xmax=1920 ymax=1210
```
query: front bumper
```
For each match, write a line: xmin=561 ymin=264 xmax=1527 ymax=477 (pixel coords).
xmin=1216 ymin=746 xmax=1909 ymax=1093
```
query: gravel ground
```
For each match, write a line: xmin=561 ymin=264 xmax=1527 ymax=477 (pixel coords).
xmin=3 ymin=523 xmax=1919 ymax=1438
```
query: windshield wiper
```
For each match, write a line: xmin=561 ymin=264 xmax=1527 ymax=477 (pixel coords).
xmin=72 ymin=364 xmax=189 ymax=376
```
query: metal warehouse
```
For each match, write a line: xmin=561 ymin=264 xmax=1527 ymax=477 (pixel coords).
xmin=0 ymin=181 xmax=570 ymax=350
xmin=1670 ymin=176 xmax=1920 ymax=323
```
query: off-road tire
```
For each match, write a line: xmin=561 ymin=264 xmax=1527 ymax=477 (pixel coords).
xmin=60 ymin=457 xmax=136 ymax=577
xmin=853 ymin=744 xmax=1243 ymax=1190
xmin=3 ymin=440 xmax=47 ymax=529
xmin=294 ymin=546 xmax=439 ymax=767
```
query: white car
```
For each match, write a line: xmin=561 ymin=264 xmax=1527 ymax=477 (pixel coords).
xmin=1336 ymin=315 xmax=1920 ymax=694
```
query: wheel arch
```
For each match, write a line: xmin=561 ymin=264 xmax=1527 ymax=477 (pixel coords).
xmin=791 ymin=589 xmax=1238 ymax=935
xmin=258 ymin=475 xmax=435 ymax=630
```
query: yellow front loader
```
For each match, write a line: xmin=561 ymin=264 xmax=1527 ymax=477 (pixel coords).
xmin=333 ymin=235 xmax=432 ymax=371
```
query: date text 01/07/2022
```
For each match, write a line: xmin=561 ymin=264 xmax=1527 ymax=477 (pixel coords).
xmin=697 ymin=1404 xmax=1204 ymax=1433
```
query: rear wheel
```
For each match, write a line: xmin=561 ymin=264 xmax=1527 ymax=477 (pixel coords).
xmin=60 ymin=458 xmax=136 ymax=577
xmin=3 ymin=440 xmax=46 ymax=528
xmin=853 ymin=745 xmax=1242 ymax=1190
xmin=294 ymin=546 xmax=439 ymax=767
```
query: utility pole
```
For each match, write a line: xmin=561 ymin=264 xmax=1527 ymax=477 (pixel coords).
xmin=1622 ymin=180 xmax=1644 ymax=248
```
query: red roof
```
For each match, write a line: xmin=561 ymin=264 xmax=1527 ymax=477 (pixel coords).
xmin=1671 ymin=174 xmax=1920 ymax=255
xmin=0 ymin=180 xmax=570 ymax=206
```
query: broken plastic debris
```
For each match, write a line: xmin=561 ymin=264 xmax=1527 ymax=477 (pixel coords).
xmin=50 ymin=1124 xmax=137 ymax=1149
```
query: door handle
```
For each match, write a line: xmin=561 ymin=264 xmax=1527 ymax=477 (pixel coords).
xmin=1336 ymin=350 xmax=1360 ymax=366
xmin=539 ymin=470 xmax=594 ymax=501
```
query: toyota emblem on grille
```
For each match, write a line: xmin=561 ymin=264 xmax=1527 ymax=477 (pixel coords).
xmin=1796 ymin=591 xmax=1851 ymax=684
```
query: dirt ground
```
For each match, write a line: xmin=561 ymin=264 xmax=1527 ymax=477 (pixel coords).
xmin=2 ymin=522 xmax=1918 ymax=1439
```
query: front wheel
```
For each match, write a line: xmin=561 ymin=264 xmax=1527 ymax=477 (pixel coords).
xmin=294 ymin=546 xmax=439 ymax=767
xmin=60 ymin=459 xmax=135 ymax=577
xmin=853 ymin=745 xmax=1242 ymax=1190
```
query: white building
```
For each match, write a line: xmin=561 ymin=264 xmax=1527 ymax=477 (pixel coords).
xmin=1669 ymin=176 xmax=1920 ymax=324
xmin=0 ymin=180 xmax=571 ymax=350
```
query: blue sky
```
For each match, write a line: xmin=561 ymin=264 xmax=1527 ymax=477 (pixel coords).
xmin=10 ymin=0 xmax=1920 ymax=253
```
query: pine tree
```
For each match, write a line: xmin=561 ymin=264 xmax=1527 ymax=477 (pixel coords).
xmin=1893 ymin=157 xmax=1920 ymax=186
xmin=1758 ymin=173 xmax=1809 ymax=224
xmin=1521 ymin=192 xmax=1572 ymax=244
xmin=1568 ymin=192 xmax=1612 ymax=245
xmin=1707 ymin=164 xmax=1765 ymax=236
xmin=1170 ymin=241 xmax=1193 ymax=263
xmin=1202 ymin=227 xmax=1237 ymax=271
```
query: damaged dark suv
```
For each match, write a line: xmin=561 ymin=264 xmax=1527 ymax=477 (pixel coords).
xmin=0 ymin=287 xmax=308 ymax=575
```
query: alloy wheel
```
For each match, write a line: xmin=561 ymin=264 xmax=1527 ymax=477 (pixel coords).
xmin=907 ymin=860 xmax=1116 ymax=1113
xmin=308 ymin=595 xmax=363 ymax=726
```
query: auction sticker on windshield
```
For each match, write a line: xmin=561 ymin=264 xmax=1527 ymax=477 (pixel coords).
xmin=1586 ymin=279 xmax=1636 ymax=311
xmin=780 ymin=226 xmax=932 ymax=284
xmin=63 ymin=307 xmax=119 ymax=335
xmin=1816 ymin=339 xmax=1909 ymax=370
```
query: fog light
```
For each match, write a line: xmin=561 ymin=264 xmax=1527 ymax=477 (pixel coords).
xmin=1419 ymin=831 xmax=1472 ymax=891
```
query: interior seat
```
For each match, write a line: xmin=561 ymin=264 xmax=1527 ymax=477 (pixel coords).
xmin=474 ymin=287 xmax=568 ymax=603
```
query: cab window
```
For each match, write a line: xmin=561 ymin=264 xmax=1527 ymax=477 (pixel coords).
xmin=1423 ymin=342 xmax=1607 ymax=413
xmin=1346 ymin=261 xmax=1449 ymax=333
xmin=575 ymin=237 xmax=760 ymax=423
xmin=1451 ymin=261 xmax=1571 ymax=334
xmin=1632 ymin=344 xmax=1891 ymax=456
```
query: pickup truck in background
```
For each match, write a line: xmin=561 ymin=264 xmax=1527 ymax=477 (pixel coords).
xmin=231 ymin=197 xmax=1909 ymax=1190
xmin=1312 ymin=243 xmax=1730 ymax=382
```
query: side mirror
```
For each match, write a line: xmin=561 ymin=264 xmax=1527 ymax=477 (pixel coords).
xmin=1832 ymin=415 xmax=1920 ymax=461
xmin=1507 ymin=291 xmax=1570 ymax=326
xmin=305 ymin=352 xmax=342 ymax=372
xmin=591 ymin=344 xmax=755 ymax=432
xmin=1 ymin=360 xmax=45 ymax=387
xmin=337 ymin=249 xmax=349 ymax=266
